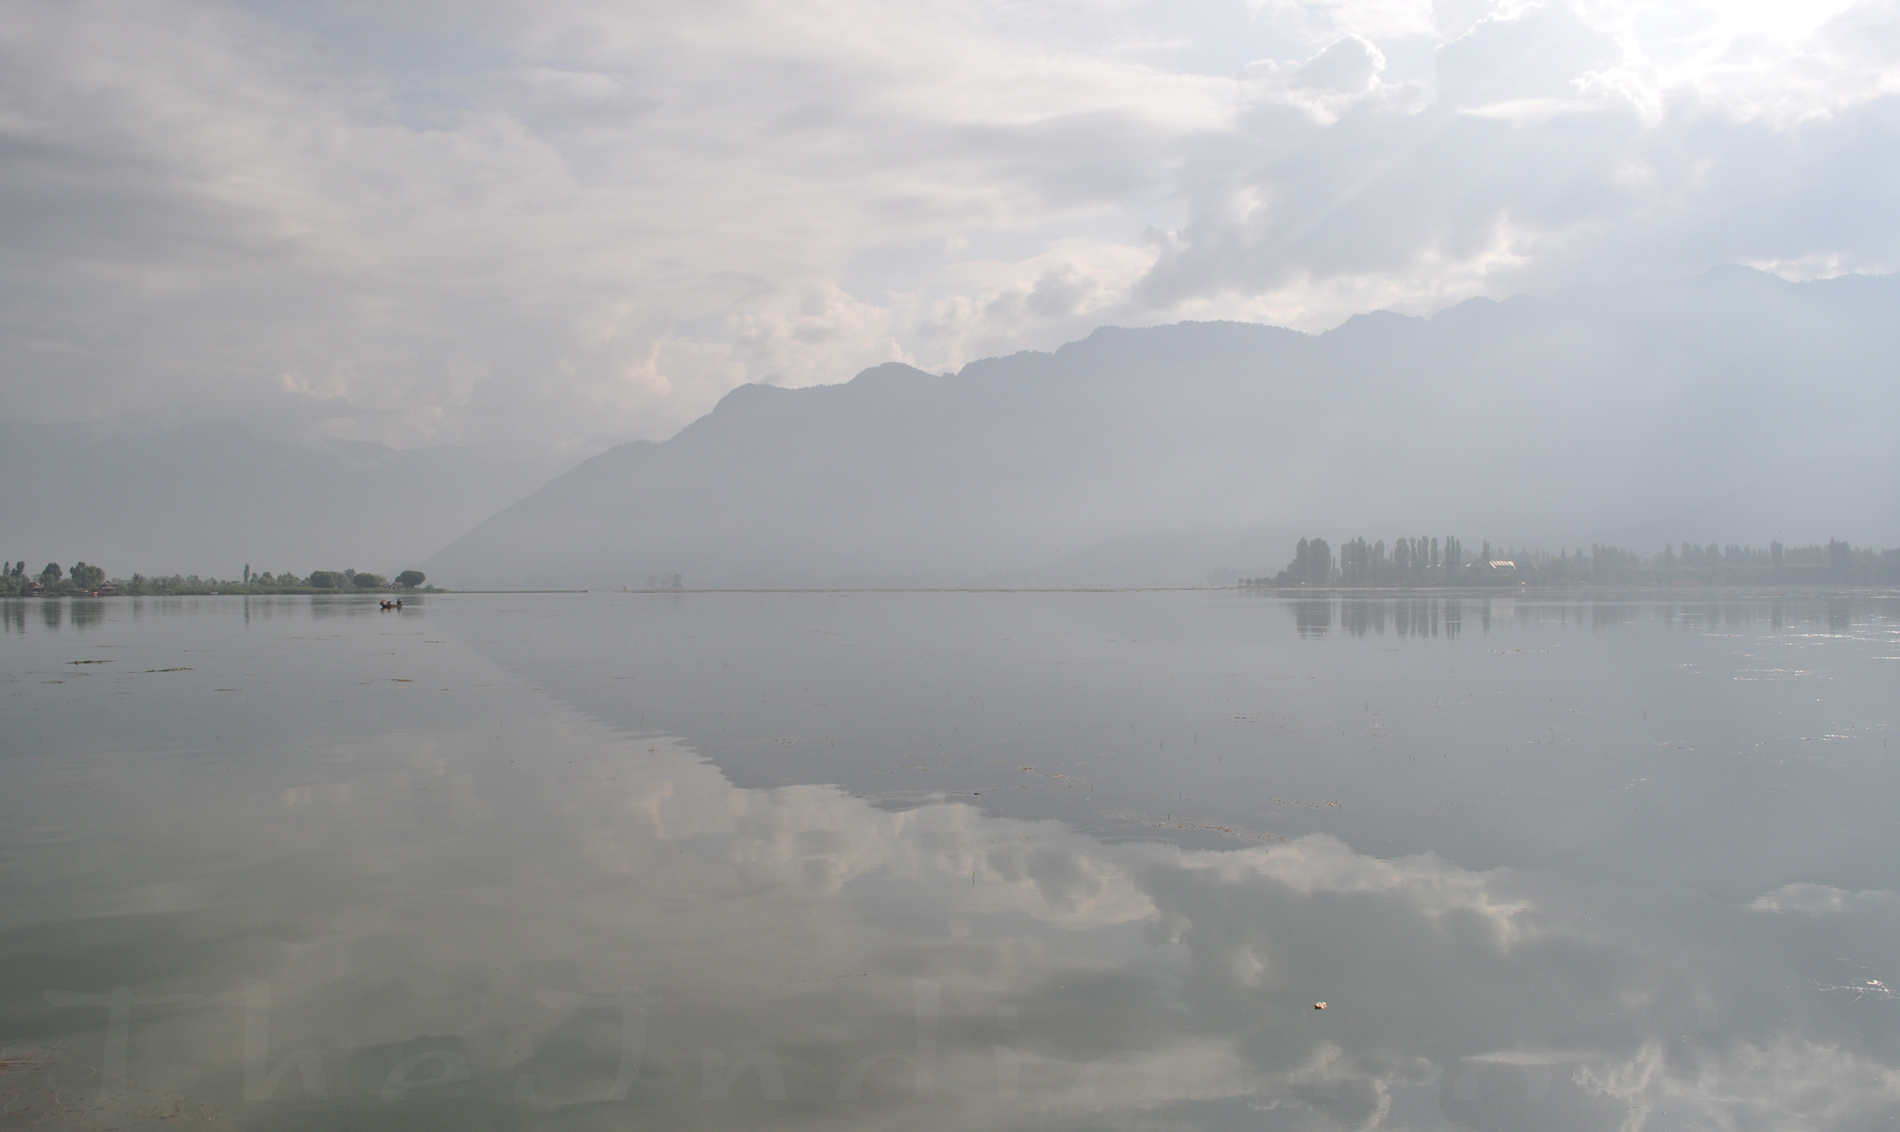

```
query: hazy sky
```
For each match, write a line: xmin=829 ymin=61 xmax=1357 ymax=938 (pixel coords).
xmin=3 ymin=0 xmax=1894 ymax=452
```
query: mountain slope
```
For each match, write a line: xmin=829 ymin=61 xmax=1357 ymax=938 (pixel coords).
xmin=0 ymin=424 xmax=575 ymax=578
xmin=425 ymin=268 xmax=1900 ymax=589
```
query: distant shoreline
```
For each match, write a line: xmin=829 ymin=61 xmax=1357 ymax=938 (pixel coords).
xmin=610 ymin=584 xmax=1898 ymax=595
xmin=6 ymin=583 xmax=1893 ymax=598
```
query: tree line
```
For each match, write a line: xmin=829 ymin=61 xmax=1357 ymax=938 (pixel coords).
xmin=1241 ymin=537 xmax=1900 ymax=588
xmin=0 ymin=562 xmax=428 ymax=597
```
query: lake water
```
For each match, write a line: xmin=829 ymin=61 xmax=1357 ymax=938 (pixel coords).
xmin=2 ymin=591 xmax=1897 ymax=1131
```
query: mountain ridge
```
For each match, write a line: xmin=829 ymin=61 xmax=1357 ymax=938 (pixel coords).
xmin=424 ymin=266 xmax=1900 ymax=589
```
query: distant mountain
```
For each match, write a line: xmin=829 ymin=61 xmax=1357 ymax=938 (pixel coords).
xmin=0 ymin=424 xmax=575 ymax=578
xmin=427 ymin=266 xmax=1900 ymax=590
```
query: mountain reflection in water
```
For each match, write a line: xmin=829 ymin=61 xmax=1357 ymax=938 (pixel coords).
xmin=1 ymin=592 xmax=1896 ymax=1131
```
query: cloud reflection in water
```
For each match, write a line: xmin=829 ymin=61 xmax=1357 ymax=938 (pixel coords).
xmin=1 ymin=595 xmax=1897 ymax=1131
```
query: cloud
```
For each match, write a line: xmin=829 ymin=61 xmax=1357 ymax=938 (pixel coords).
xmin=1749 ymin=882 xmax=1899 ymax=915
xmin=1 ymin=0 xmax=1897 ymax=450
xmin=1143 ymin=0 xmax=1900 ymax=326
xmin=28 ymin=625 xmax=1900 ymax=1128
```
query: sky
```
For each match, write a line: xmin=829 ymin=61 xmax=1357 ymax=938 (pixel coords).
xmin=3 ymin=0 xmax=1897 ymax=455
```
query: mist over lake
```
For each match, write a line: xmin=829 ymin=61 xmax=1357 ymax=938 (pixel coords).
xmin=428 ymin=268 xmax=1900 ymax=591
xmin=3 ymin=591 xmax=1896 ymax=1130
xmin=8 ymin=0 xmax=1900 ymax=1128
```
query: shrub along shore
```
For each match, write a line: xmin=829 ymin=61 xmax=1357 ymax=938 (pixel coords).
xmin=0 ymin=562 xmax=429 ymax=597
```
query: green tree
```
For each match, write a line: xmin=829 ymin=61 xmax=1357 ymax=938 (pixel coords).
xmin=352 ymin=573 xmax=387 ymax=589
xmin=1306 ymin=538 xmax=1332 ymax=584
xmin=394 ymin=570 xmax=426 ymax=589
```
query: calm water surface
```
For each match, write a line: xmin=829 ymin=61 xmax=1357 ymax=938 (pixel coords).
xmin=2 ymin=591 xmax=1897 ymax=1131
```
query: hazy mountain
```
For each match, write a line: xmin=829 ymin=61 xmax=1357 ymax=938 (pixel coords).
xmin=424 ymin=266 xmax=1900 ymax=590
xmin=0 ymin=424 xmax=577 ymax=579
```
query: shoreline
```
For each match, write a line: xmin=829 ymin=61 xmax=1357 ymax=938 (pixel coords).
xmin=7 ymin=584 xmax=1895 ymax=599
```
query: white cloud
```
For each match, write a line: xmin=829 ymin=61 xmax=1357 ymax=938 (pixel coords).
xmin=1 ymin=0 xmax=1896 ymax=449
xmin=1749 ymin=882 xmax=1899 ymax=915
